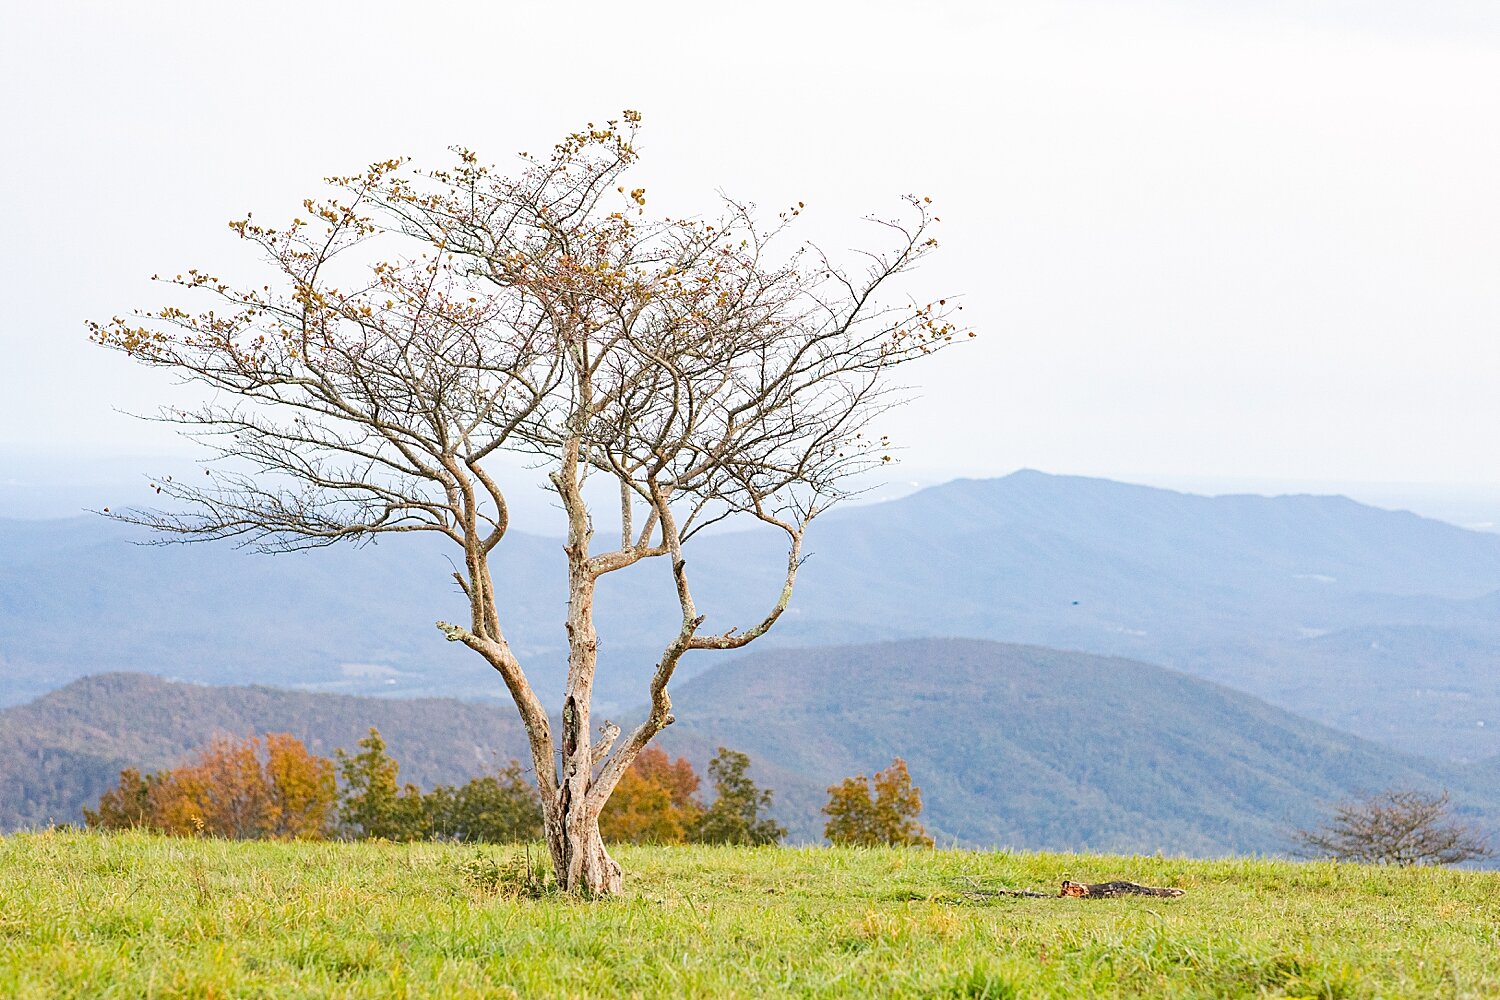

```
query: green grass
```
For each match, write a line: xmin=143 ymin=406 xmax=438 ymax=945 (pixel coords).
xmin=3 ymin=832 xmax=1499 ymax=998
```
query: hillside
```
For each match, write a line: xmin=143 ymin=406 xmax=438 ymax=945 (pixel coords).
xmin=6 ymin=641 xmax=1495 ymax=856
xmin=7 ymin=472 xmax=1500 ymax=760
xmin=717 ymin=473 xmax=1500 ymax=759
xmin=0 ymin=673 xmax=531 ymax=830
xmin=657 ymin=639 xmax=1495 ymax=853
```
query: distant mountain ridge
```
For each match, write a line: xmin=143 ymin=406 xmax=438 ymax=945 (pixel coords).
xmin=4 ymin=470 xmax=1500 ymax=758
xmin=661 ymin=638 xmax=1499 ymax=852
xmin=758 ymin=472 xmax=1500 ymax=758
xmin=4 ymin=640 xmax=1496 ymax=857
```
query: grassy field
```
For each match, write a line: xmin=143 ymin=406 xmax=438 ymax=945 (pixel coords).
xmin=3 ymin=831 xmax=1499 ymax=998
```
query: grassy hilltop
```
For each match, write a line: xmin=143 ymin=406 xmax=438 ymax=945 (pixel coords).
xmin=4 ymin=832 xmax=1499 ymax=998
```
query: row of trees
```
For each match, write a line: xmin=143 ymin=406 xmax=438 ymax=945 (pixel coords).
xmin=85 ymin=729 xmax=541 ymax=843
xmin=87 ymin=730 xmax=936 ymax=848
xmin=85 ymin=727 xmax=1491 ymax=864
xmin=332 ymin=730 xmax=540 ymax=843
xmin=85 ymin=730 xmax=796 ymax=846
xmin=85 ymin=733 xmax=337 ymax=839
xmin=603 ymin=747 xmax=785 ymax=846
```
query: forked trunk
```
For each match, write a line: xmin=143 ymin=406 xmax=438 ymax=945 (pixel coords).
xmin=546 ymin=678 xmax=624 ymax=895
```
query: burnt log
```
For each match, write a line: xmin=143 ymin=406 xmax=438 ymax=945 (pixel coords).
xmin=1059 ymin=879 xmax=1185 ymax=898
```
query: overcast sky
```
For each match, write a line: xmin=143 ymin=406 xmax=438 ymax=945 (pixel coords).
xmin=4 ymin=0 xmax=1499 ymax=509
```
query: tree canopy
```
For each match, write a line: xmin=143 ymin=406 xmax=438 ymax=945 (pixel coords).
xmin=91 ymin=112 xmax=962 ymax=892
xmin=695 ymin=747 xmax=786 ymax=846
xmin=823 ymin=758 xmax=933 ymax=848
xmin=1295 ymin=789 xmax=1491 ymax=867
xmin=85 ymin=733 xmax=335 ymax=840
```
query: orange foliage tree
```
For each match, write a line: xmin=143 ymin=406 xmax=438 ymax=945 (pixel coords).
xmin=822 ymin=757 xmax=933 ymax=848
xmin=168 ymin=735 xmax=279 ymax=838
xmin=599 ymin=747 xmax=703 ymax=844
xmin=85 ymin=733 xmax=336 ymax=839
xmin=265 ymin=732 xmax=338 ymax=839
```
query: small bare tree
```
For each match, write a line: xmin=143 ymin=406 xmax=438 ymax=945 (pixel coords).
xmin=1294 ymin=789 xmax=1492 ymax=867
xmin=90 ymin=112 xmax=964 ymax=894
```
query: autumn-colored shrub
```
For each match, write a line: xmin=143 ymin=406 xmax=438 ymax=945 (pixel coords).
xmin=600 ymin=748 xmax=703 ymax=844
xmin=823 ymin=757 xmax=933 ymax=847
xmin=86 ymin=733 xmax=336 ymax=839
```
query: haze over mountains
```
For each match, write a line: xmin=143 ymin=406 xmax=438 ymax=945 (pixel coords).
xmin=4 ymin=470 xmax=1500 ymax=761
xmin=659 ymin=639 xmax=1499 ymax=852
xmin=7 ymin=641 xmax=1495 ymax=856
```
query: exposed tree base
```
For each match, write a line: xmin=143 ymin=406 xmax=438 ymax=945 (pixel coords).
xmin=1059 ymin=880 xmax=1185 ymax=898
xmin=552 ymin=822 xmax=624 ymax=897
xmin=575 ymin=840 xmax=623 ymax=897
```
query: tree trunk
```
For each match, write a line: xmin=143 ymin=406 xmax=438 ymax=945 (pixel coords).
xmin=552 ymin=680 xmax=623 ymax=895
xmin=548 ymin=436 xmax=627 ymax=896
xmin=547 ymin=811 xmax=622 ymax=896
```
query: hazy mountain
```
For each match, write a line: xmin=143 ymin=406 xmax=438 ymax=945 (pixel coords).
xmin=5 ymin=641 xmax=1494 ymax=857
xmin=4 ymin=471 xmax=1500 ymax=757
xmin=734 ymin=473 xmax=1500 ymax=759
xmin=659 ymin=639 xmax=1496 ymax=853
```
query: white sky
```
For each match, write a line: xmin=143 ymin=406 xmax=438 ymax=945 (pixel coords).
xmin=4 ymin=0 xmax=1499 ymax=497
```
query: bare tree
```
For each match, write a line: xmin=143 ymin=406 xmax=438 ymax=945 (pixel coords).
xmin=1294 ymin=789 xmax=1492 ymax=867
xmin=90 ymin=112 xmax=965 ymax=894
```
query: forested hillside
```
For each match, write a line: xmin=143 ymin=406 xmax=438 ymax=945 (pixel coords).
xmin=0 ymin=674 xmax=529 ymax=830
xmin=7 ymin=640 xmax=1495 ymax=856
xmin=659 ymin=639 xmax=1497 ymax=852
